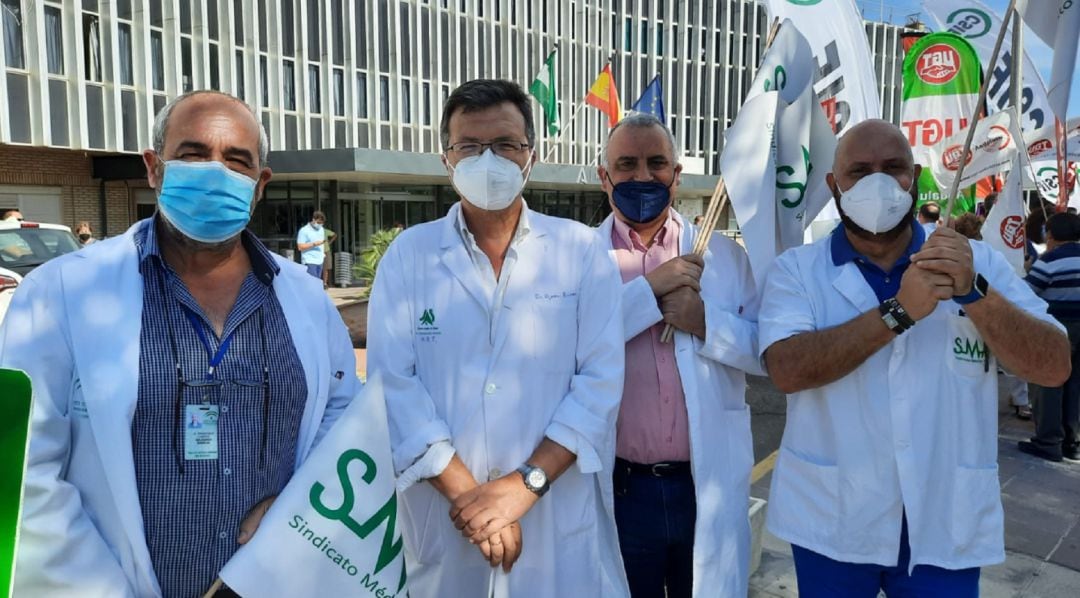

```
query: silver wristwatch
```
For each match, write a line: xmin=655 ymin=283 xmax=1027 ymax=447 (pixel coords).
xmin=516 ymin=463 xmax=550 ymax=497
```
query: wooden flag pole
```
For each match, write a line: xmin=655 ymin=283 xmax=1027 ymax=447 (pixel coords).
xmin=202 ymin=578 xmax=223 ymax=598
xmin=942 ymin=0 xmax=1018 ymax=225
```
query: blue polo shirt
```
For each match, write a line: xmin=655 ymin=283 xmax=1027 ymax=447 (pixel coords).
xmin=830 ymin=222 xmax=926 ymax=302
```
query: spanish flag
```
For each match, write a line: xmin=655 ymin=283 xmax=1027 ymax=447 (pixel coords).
xmin=586 ymin=64 xmax=622 ymax=128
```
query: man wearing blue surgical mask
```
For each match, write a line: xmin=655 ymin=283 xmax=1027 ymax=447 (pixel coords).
xmin=0 ymin=90 xmax=358 ymax=597
xmin=758 ymin=120 xmax=1070 ymax=596
xmin=366 ymin=79 xmax=628 ymax=597
xmin=596 ymin=113 xmax=762 ymax=598
xmin=296 ymin=211 xmax=328 ymax=279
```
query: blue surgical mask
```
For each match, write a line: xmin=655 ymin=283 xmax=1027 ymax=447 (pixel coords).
xmin=157 ymin=160 xmax=257 ymax=244
xmin=608 ymin=176 xmax=673 ymax=224
xmin=311 ymin=222 xmax=322 ymax=231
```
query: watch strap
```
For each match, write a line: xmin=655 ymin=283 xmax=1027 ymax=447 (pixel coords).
xmin=516 ymin=464 xmax=550 ymax=497
xmin=879 ymin=298 xmax=915 ymax=334
xmin=954 ymin=273 xmax=989 ymax=305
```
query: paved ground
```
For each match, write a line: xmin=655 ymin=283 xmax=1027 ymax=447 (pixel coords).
xmin=747 ymin=379 xmax=1080 ymax=597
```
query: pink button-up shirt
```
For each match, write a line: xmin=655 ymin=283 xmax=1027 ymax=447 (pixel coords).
xmin=611 ymin=214 xmax=690 ymax=463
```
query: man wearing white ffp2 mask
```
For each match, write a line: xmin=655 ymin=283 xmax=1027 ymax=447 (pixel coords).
xmin=366 ymin=79 xmax=629 ymax=598
xmin=758 ymin=119 xmax=1071 ymax=596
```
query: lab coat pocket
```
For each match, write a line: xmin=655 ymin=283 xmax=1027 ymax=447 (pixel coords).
xmin=771 ymin=448 xmax=839 ymax=543
xmin=949 ymin=465 xmax=1003 ymax=555
xmin=723 ymin=407 xmax=754 ymax=485
xmin=399 ymin=489 xmax=444 ymax=566
xmin=531 ymin=301 xmax=579 ymax=372
xmin=947 ymin=314 xmax=991 ymax=378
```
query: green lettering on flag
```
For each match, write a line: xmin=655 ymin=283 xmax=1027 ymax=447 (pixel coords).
xmin=529 ymin=49 xmax=560 ymax=136
xmin=901 ymin=33 xmax=983 ymax=216
xmin=0 ymin=369 xmax=32 ymax=598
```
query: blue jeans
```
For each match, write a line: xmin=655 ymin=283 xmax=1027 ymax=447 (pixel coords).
xmin=791 ymin=516 xmax=980 ymax=597
xmin=305 ymin=264 xmax=323 ymax=279
xmin=613 ymin=460 xmax=696 ymax=598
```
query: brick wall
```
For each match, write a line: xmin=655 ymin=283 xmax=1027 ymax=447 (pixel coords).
xmin=0 ymin=145 xmax=150 ymax=236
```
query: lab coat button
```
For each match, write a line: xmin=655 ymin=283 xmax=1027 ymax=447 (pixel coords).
xmin=485 ymin=383 xmax=497 ymax=395
xmin=489 ymin=468 xmax=502 ymax=480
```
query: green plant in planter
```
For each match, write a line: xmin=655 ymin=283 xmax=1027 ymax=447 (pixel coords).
xmin=354 ymin=228 xmax=402 ymax=297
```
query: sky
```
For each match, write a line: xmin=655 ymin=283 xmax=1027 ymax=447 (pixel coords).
xmin=859 ymin=0 xmax=1080 ymax=118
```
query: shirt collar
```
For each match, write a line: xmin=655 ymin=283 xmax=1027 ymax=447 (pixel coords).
xmin=830 ymin=219 xmax=926 ymax=268
xmin=136 ymin=214 xmax=279 ymax=286
xmin=455 ymin=200 xmax=532 ymax=249
xmin=612 ymin=210 xmax=678 ymax=251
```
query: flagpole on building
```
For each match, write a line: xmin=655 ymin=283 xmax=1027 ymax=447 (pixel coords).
xmin=544 ymin=52 xmax=616 ymax=163
xmin=942 ymin=0 xmax=1018 ymax=225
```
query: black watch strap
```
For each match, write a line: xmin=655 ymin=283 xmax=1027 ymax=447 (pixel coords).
xmin=879 ymin=298 xmax=915 ymax=334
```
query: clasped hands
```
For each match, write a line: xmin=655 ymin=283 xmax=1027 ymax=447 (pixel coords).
xmin=645 ymin=254 xmax=707 ymax=339
xmin=898 ymin=226 xmax=976 ymax=320
xmin=448 ymin=472 xmax=539 ymax=572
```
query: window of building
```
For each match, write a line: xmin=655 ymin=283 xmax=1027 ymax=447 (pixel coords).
xmin=307 ymin=0 xmax=320 ymax=58
xmin=44 ymin=5 xmax=63 ymax=75
xmin=181 ymin=37 xmax=193 ymax=91
xmin=379 ymin=75 xmax=389 ymax=120
xmin=209 ymin=44 xmax=220 ymax=90
xmin=233 ymin=0 xmax=243 ymax=41
xmin=308 ymin=64 xmax=320 ymax=113
xmin=283 ymin=60 xmax=296 ymax=110
xmin=333 ymin=68 xmax=345 ymax=116
xmin=235 ymin=50 xmax=245 ymax=99
xmin=260 ymin=56 xmax=269 ymax=107
xmin=83 ymin=14 xmax=102 ymax=82
xmin=401 ymin=80 xmax=411 ymax=124
xmin=179 ymin=0 xmax=192 ymax=35
xmin=378 ymin=0 xmax=389 ymax=73
xmin=399 ymin=3 xmax=411 ymax=76
xmin=116 ymin=0 xmax=131 ymax=19
xmin=356 ymin=72 xmax=368 ymax=118
xmin=151 ymin=30 xmax=165 ymax=90
xmin=118 ymin=23 xmax=133 ymax=85
xmin=149 ymin=1 xmax=162 ymax=26
xmin=355 ymin=0 xmax=367 ymax=68
xmin=331 ymin=0 xmax=344 ymax=65
xmin=282 ymin=0 xmax=295 ymax=55
xmin=422 ymin=82 xmax=431 ymax=125
xmin=208 ymin=0 xmax=219 ymax=40
xmin=421 ymin=8 xmax=431 ymax=78
xmin=258 ymin=1 xmax=267 ymax=51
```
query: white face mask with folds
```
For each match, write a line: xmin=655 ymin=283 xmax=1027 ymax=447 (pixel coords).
xmin=838 ymin=172 xmax=915 ymax=234
xmin=448 ymin=149 xmax=533 ymax=211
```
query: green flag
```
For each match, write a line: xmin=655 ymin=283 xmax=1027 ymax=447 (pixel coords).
xmin=901 ymin=33 xmax=983 ymax=216
xmin=0 ymin=369 xmax=31 ymax=597
xmin=529 ymin=49 xmax=560 ymax=136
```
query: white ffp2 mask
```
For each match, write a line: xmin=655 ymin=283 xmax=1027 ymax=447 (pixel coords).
xmin=449 ymin=150 xmax=531 ymax=211
xmin=838 ymin=172 xmax=914 ymax=234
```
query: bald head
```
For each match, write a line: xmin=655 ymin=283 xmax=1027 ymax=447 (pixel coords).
xmin=834 ymin=120 xmax=913 ymax=171
xmin=828 ymin=119 xmax=918 ymax=197
xmin=153 ymin=90 xmax=268 ymax=168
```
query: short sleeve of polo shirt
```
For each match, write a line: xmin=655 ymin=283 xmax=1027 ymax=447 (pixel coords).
xmin=758 ymin=248 xmax=818 ymax=360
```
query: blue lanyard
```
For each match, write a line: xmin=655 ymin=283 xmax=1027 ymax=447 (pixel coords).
xmin=182 ymin=307 xmax=234 ymax=380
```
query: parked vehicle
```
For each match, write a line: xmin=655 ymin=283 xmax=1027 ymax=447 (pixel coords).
xmin=0 ymin=221 xmax=81 ymax=324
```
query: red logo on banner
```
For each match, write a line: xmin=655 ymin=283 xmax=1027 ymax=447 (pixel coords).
xmin=917 ymin=44 xmax=961 ymax=84
xmin=942 ymin=145 xmax=973 ymax=171
xmin=1001 ymin=215 xmax=1025 ymax=249
xmin=1028 ymin=138 xmax=1053 ymax=158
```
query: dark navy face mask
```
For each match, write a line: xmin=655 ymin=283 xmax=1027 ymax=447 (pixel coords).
xmin=608 ymin=175 xmax=673 ymax=224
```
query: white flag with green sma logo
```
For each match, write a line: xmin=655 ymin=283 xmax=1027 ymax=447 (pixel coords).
xmin=720 ymin=21 xmax=837 ymax=288
xmin=219 ymin=373 xmax=408 ymax=597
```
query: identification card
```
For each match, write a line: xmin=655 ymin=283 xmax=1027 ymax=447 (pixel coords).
xmin=184 ymin=404 xmax=219 ymax=460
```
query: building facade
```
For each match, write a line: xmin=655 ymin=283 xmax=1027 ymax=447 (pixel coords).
xmin=0 ymin=0 xmax=906 ymax=262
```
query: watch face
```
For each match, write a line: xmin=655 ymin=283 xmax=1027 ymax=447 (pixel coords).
xmin=526 ymin=468 xmax=547 ymax=489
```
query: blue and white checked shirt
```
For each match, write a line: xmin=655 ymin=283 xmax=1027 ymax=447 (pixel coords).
xmin=132 ymin=217 xmax=307 ymax=598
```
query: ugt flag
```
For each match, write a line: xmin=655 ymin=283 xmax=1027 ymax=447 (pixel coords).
xmin=0 ymin=369 xmax=32 ymax=598
xmin=762 ymin=0 xmax=881 ymax=136
xmin=901 ymin=32 xmax=983 ymax=215
xmin=720 ymin=21 xmax=837 ymax=287
xmin=923 ymin=0 xmax=1053 ymax=138
xmin=981 ymin=154 xmax=1027 ymax=277
xmin=630 ymin=75 xmax=666 ymax=123
xmin=925 ymin=109 xmax=1021 ymax=192
xmin=219 ymin=373 xmax=407 ymax=597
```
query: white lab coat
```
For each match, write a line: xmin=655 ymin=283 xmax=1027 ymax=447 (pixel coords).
xmin=0 ymin=221 xmax=358 ymax=597
xmin=598 ymin=212 xmax=761 ymax=598
xmin=759 ymin=234 xmax=1063 ymax=571
xmin=367 ymin=203 xmax=629 ymax=598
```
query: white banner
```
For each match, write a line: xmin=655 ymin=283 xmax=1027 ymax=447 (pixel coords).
xmin=923 ymin=0 xmax=1054 ymax=137
xmin=762 ymin=0 xmax=881 ymax=137
xmin=721 ymin=23 xmax=837 ymax=286
xmin=926 ymin=109 xmax=1020 ymax=191
xmin=981 ymin=158 xmax=1027 ymax=276
xmin=219 ymin=374 xmax=408 ymax=597
xmin=1028 ymin=154 xmax=1079 ymax=207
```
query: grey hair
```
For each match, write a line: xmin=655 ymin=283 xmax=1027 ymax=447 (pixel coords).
xmin=601 ymin=112 xmax=679 ymax=167
xmin=152 ymin=90 xmax=270 ymax=168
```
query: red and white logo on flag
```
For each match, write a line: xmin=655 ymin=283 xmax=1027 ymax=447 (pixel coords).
xmin=917 ymin=44 xmax=961 ymax=84
xmin=1000 ymin=215 xmax=1025 ymax=249
xmin=942 ymin=144 xmax=973 ymax=171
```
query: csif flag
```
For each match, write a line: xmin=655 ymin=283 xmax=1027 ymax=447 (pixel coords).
xmin=630 ymin=75 xmax=666 ymax=123
xmin=218 ymin=373 xmax=408 ymax=597
xmin=585 ymin=64 xmax=622 ymax=128
xmin=720 ymin=21 xmax=837 ymax=288
xmin=529 ymin=49 xmax=560 ymax=136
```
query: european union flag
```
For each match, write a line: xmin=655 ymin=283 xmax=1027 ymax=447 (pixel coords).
xmin=631 ymin=76 xmax=666 ymax=123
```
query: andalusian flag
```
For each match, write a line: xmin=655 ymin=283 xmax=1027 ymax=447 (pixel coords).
xmin=586 ymin=64 xmax=622 ymax=128
xmin=529 ymin=49 xmax=560 ymax=136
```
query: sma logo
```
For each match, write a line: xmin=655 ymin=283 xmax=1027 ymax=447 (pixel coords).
xmin=419 ymin=309 xmax=435 ymax=327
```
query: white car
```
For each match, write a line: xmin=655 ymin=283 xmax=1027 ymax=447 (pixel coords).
xmin=0 ymin=220 xmax=82 ymax=324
